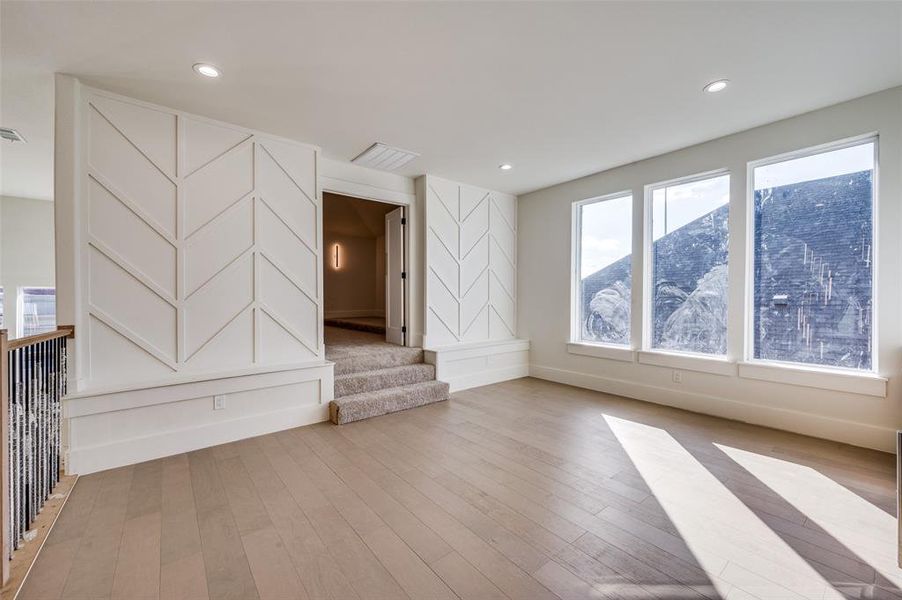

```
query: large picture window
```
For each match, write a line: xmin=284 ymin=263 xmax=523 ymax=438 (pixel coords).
xmin=752 ymin=139 xmax=875 ymax=371
xmin=18 ymin=287 xmax=56 ymax=337
xmin=648 ymin=173 xmax=730 ymax=355
xmin=574 ymin=193 xmax=633 ymax=345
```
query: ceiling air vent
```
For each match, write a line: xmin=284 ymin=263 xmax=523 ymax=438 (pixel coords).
xmin=0 ymin=128 xmax=26 ymax=143
xmin=351 ymin=142 xmax=419 ymax=171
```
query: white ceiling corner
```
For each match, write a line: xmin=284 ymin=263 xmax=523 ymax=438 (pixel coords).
xmin=1 ymin=1 xmax=900 ymax=202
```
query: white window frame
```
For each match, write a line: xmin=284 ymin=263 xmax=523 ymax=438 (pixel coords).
xmin=570 ymin=190 xmax=634 ymax=350
xmin=743 ymin=134 xmax=879 ymax=375
xmin=642 ymin=168 xmax=731 ymax=357
xmin=17 ymin=286 xmax=57 ymax=338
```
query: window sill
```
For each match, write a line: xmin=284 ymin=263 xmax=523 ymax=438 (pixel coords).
xmin=567 ymin=342 xmax=635 ymax=363
xmin=738 ymin=361 xmax=887 ymax=398
xmin=637 ymin=350 xmax=736 ymax=376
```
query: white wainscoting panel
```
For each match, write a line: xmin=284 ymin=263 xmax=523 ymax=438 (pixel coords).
xmin=64 ymin=362 xmax=333 ymax=474
xmin=77 ymin=88 xmax=322 ymax=390
xmin=423 ymin=174 xmax=517 ymax=347
xmin=424 ymin=339 xmax=529 ymax=392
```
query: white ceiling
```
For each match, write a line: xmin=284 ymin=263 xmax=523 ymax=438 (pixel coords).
xmin=2 ymin=1 xmax=901 ymax=201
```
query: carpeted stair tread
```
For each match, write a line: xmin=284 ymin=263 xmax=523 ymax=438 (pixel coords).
xmin=335 ymin=363 xmax=437 ymax=398
xmin=330 ymin=346 xmax=425 ymax=376
xmin=330 ymin=380 xmax=450 ymax=425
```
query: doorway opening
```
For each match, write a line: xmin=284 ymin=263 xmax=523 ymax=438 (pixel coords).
xmin=322 ymin=192 xmax=448 ymax=424
xmin=322 ymin=192 xmax=406 ymax=348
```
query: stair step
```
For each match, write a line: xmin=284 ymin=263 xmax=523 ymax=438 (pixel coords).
xmin=335 ymin=363 xmax=436 ymax=398
xmin=331 ymin=347 xmax=424 ymax=376
xmin=330 ymin=380 xmax=450 ymax=425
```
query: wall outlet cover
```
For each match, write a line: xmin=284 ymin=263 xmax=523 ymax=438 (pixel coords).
xmin=214 ymin=395 xmax=226 ymax=410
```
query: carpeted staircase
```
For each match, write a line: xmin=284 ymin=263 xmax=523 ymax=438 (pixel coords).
xmin=326 ymin=327 xmax=449 ymax=424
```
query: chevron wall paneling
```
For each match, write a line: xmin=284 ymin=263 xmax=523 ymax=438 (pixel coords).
xmin=424 ymin=175 xmax=517 ymax=346
xmin=82 ymin=91 xmax=321 ymax=387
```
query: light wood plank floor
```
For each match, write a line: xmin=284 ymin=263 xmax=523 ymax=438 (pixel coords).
xmin=19 ymin=378 xmax=899 ymax=600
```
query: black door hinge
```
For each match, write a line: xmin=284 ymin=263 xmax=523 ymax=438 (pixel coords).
xmin=401 ymin=271 xmax=407 ymax=279
xmin=401 ymin=326 xmax=407 ymax=333
xmin=401 ymin=217 xmax=406 ymax=225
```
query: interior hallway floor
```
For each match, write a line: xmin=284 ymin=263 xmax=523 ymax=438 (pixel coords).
xmin=17 ymin=378 xmax=898 ymax=600
xmin=323 ymin=317 xmax=387 ymax=335
xmin=324 ymin=325 xmax=393 ymax=358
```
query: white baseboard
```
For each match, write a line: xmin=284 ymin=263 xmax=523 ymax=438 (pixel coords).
xmin=324 ymin=309 xmax=384 ymax=319
xmin=529 ymin=364 xmax=896 ymax=453
xmin=450 ymin=365 xmax=530 ymax=392
xmin=65 ymin=363 xmax=333 ymax=474
xmin=425 ymin=339 xmax=529 ymax=392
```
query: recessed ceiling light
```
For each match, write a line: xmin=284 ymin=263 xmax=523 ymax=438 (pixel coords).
xmin=703 ymin=79 xmax=729 ymax=93
xmin=499 ymin=164 xmax=513 ymax=170
xmin=193 ymin=63 xmax=221 ymax=78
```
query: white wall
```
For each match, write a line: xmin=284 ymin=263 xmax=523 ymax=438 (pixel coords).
xmin=422 ymin=174 xmax=518 ymax=346
xmin=72 ymin=84 xmax=323 ymax=388
xmin=0 ymin=196 xmax=55 ymax=338
xmin=55 ymin=78 xmax=331 ymax=473
xmin=420 ymin=174 xmax=528 ymax=390
xmin=518 ymin=87 xmax=902 ymax=452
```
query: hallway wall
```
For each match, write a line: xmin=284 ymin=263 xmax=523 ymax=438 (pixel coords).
xmin=0 ymin=195 xmax=55 ymax=338
xmin=323 ymin=232 xmax=384 ymax=318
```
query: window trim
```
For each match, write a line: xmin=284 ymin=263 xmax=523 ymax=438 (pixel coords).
xmin=744 ymin=133 xmax=879 ymax=374
xmin=642 ymin=168 xmax=731 ymax=355
xmin=738 ymin=360 xmax=886 ymax=398
xmin=570 ymin=190 xmax=634 ymax=347
xmin=17 ymin=286 xmax=57 ymax=338
xmin=567 ymin=342 xmax=635 ymax=362
xmin=638 ymin=349 xmax=736 ymax=377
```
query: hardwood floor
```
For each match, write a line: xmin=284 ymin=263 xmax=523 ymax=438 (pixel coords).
xmin=18 ymin=377 xmax=899 ymax=600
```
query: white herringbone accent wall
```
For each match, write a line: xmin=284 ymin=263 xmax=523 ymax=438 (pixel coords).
xmin=80 ymin=90 xmax=321 ymax=387
xmin=424 ymin=175 xmax=517 ymax=346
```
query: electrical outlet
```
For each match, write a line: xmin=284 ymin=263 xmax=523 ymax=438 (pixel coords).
xmin=214 ymin=395 xmax=226 ymax=410
xmin=672 ymin=370 xmax=683 ymax=384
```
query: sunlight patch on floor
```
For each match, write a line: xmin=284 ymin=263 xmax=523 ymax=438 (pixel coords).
xmin=604 ymin=415 xmax=845 ymax=600
xmin=718 ymin=443 xmax=901 ymax=588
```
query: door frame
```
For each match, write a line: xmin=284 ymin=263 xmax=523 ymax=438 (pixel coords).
xmin=320 ymin=185 xmax=413 ymax=347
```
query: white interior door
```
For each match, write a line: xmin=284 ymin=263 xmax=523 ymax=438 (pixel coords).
xmin=385 ymin=207 xmax=405 ymax=345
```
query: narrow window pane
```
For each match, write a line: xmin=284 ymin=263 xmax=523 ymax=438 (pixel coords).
xmin=753 ymin=141 xmax=874 ymax=370
xmin=650 ymin=174 xmax=730 ymax=355
xmin=578 ymin=194 xmax=632 ymax=344
xmin=20 ymin=287 xmax=56 ymax=337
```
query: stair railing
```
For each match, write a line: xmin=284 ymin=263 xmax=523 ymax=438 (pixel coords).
xmin=1 ymin=325 xmax=73 ymax=585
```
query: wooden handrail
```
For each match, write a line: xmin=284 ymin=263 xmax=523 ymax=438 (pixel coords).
xmin=1 ymin=325 xmax=74 ymax=584
xmin=1 ymin=328 xmax=8 ymax=584
xmin=5 ymin=325 xmax=74 ymax=351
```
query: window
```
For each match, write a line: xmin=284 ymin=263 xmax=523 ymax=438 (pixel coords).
xmin=18 ymin=287 xmax=56 ymax=337
xmin=648 ymin=173 xmax=730 ymax=355
xmin=574 ymin=193 xmax=632 ymax=345
xmin=752 ymin=139 xmax=875 ymax=371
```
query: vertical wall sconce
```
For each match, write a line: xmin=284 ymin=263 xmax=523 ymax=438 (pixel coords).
xmin=333 ymin=243 xmax=341 ymax=269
